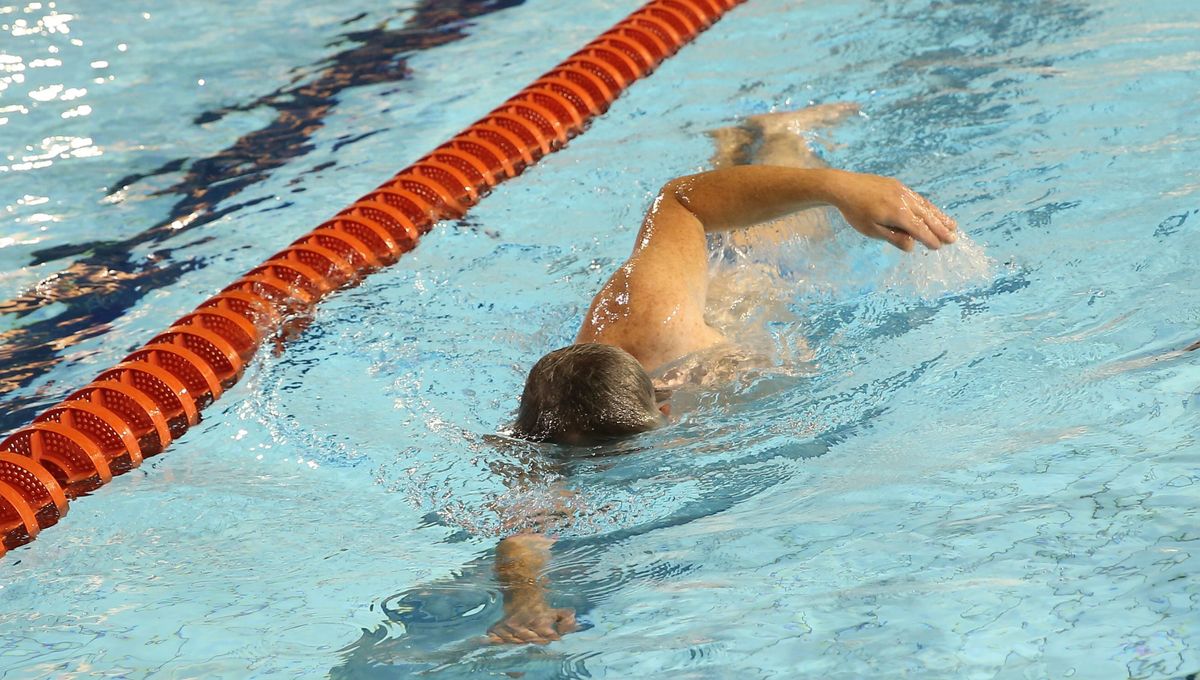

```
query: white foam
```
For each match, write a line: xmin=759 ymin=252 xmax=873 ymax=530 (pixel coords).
xmin=708 ymin=214 xmax=996 ymax=305
xmin=879 ymin=232 xmax=996 ymax=299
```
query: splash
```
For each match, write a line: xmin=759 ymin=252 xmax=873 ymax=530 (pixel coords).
xmin=693 ymin=214 xmax=995 ymax=390
xmin=708 ymin=211 xmax=995 ymax=305
xmin=879 ymin=231 xmax=995 ymax=299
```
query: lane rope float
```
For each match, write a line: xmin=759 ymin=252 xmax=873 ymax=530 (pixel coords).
xmin=0 ymin=0 xmax=746 ymax=555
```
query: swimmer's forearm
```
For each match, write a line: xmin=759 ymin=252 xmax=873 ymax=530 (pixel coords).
xmin=665 ymin=165 xmax=957 ymax=250
xmin=496 ymin=533 xmax=553 ymax=606
xmin=488 ymin=533 xmax=578 ymax=644
xmin=665 ymin=166 xmax=845 ymax=232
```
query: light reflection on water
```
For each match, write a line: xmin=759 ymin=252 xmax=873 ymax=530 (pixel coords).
xmin=0 ymin=2 xmax=98 ymax=158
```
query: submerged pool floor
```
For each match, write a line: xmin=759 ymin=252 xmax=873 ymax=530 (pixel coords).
xmin=1 ymin=0 xmax=1198 ymax=677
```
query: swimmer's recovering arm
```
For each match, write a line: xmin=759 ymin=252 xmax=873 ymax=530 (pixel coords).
xmin=578 ymin=166 xmax=957 ymax=369
xmin=664 ymin=165 xmax=958 ymax=251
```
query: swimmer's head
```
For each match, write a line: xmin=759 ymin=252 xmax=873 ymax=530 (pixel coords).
xmin=514 ymin=343 xmax=666 ymax=444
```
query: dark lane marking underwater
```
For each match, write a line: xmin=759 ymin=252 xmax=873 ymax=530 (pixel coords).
xmin=0 ymin=0 xmax=525 ymax=433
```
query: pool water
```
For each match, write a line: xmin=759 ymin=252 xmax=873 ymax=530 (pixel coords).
xmin=2 ymin=0 xmax=1199 ymax=677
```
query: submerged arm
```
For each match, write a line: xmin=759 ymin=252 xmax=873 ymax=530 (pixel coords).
xmin=488 ymin=533 xmax=577 ymax=644
xmin=486 ymin=468 xmax=579 ymax=645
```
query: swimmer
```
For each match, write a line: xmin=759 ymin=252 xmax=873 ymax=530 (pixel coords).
xmin=486 ymin=105 xmax=958 ymax=644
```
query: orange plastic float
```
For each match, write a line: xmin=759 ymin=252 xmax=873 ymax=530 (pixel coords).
xmin=0 ymin=0 xmax=746 ymax=555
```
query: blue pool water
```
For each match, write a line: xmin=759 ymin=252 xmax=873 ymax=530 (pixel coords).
xmin=2 ymin=0 xmax=1199 ymax=677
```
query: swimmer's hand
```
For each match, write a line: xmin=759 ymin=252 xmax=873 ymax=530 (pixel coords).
xmin=489 ymin=533 xmax=577 ymax=645
xmin=487 ymin=601 xmax=578 ymax=645
xmin=824 ymin=169 xmax=958 ymax=251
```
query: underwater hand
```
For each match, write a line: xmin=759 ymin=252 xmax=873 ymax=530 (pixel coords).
xmin=825 ymin=170 xmax=958 ymax=251
xmin=487 ymin=602 xmax=577 ymax=644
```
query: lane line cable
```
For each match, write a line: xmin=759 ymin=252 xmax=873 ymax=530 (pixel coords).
xmin=0 ymin=0 xmax=746 ymax=555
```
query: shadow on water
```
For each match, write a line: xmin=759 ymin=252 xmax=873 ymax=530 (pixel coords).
xmin=0 ymin=0 xmax=524 ymax=433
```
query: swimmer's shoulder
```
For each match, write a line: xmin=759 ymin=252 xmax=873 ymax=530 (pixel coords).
xmin=577 ymin=307 xmax=725 ymax=375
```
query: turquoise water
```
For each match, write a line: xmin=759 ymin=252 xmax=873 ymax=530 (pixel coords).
xmin=2 ymin=0 xmax=1199 ymax=677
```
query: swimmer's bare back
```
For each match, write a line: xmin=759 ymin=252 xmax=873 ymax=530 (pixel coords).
xmin=576 ymin=164 xmax=959 ymax=374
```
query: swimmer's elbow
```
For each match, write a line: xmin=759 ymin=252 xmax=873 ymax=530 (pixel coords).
xmin=656 ymin=179 xmax=683 ymax=208
xmin=656 ymin=176 xmax=706 ymax=226
xmin=660 ymin=175 xmax=700 ymax=205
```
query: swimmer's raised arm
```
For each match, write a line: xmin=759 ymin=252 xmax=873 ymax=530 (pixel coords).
xmin=662 ymin=165 xmax=957 ymax=251
xmin=579 ymin=166 xmax=957 ymax=372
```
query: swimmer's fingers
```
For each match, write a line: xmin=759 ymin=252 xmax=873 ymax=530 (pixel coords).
xmin=926 ymin=195 xmax=956 ymax=233
xmin=906 ymin=188 xmax=958 ymax=245
xmin=876 ymin=211 xmax=936 ymax=250
xmin=486 ymin=630 xmax=516 ymax=644
xmin=845 ymin=212 xmax=921 ymax=252
xmin=486 ymin=621 xmax=525 ymax=644
xmin=514 ymin=624 xmax=552 ymax=644
xmin=486 ymin=625 xmax=522 ymax=644
xmin=488 ymin=623 xmax=547 ymax=645
xmin=530 ymin=621 xmax=562 ymax=643
xmin=928 ymin=200 xmax=958 ymax=241
xmin=893 ymin=194 xmax=944 ymax=250
xmin=526 ymin=607 xmax=577 ymax=643
xmin=875 ymin=224 xmax=916 ymax=252
xmin=904 ymin=219 xmax=940 ymax=250
xmin=487 ymin=609 xmax=576 ymax=645
xmin=888 ymin=202 xmax=953 ymax=251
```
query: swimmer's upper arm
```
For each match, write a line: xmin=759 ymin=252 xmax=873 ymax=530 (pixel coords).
xmin=626 ymin=182 xmax=714 ymax=311
xmin=575 ymin=182 xmax=717 ymax=365
xmin=582 ymin=167 xmax=819 ymax=349
xmin=614 ymin=171 xmax=784 ymax=324
xmin=578 ymin=166 xmax=960 ymax=361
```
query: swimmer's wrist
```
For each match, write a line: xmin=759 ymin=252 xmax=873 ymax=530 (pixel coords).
xmin=503 ymin=583 xmax=549 ymax=607
xmin=811 ymin=168 xmax=856 ymax=209
xmin=496 ymin=533 xmax=553 ymax=607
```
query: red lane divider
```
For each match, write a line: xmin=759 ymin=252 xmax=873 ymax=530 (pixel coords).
xmin=0 ymin=0 xmax=745 ymax=555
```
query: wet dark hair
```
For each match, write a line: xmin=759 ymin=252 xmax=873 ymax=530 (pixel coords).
xmin=513 ymin=343 xmax=662 ymax=444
